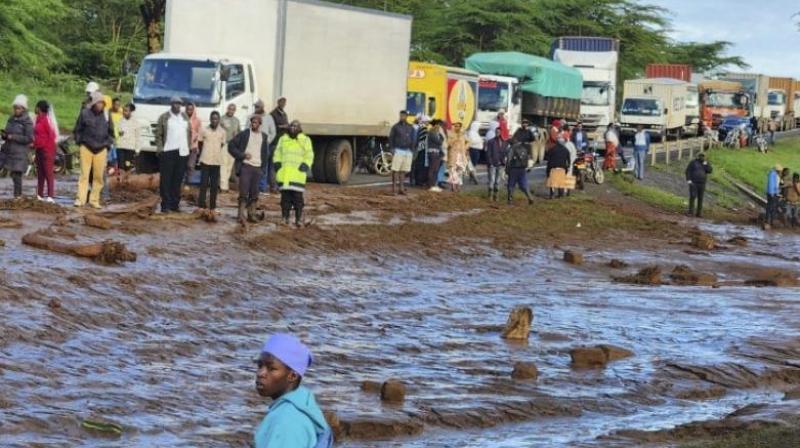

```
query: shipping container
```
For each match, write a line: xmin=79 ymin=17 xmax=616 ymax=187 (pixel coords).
xmin=645 ymin=64 xmax=691 ymax=82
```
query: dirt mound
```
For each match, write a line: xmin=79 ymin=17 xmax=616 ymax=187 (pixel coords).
xmin=727 ymin=235 xmax=748 ymax=246
xmin=501 ymin=306 xmax=533 ymax=340
xmin=0 ymin=217 xmax=22 ymax=228
xmin=511 ymin=362 xmax=539 ymax=380
xmin=691 ymin=230 xmax=716 ymax=250
xmin=670 ymin=265 xmax=717 ymax=286
xmin=673 ymin=385 xmax=727 ymax=401
xmin=608 ymin=259 xmax=628 ymax=269
xmin=745 ymin=269 xmax=800 ymax=287
xmin=338 ymin=418 xmax=423 ymax=440
xmin=571 ymin=345 xmax=634 ymax=368
xmin=380 ymin=380 xmax=406 ymax=403
xmin=613 ymin=266 xmax=662 ymax=285
xmin=0 ymin=197 xmax=63 ymax=214
xmin=563 ymin=250 xmax=584 ymax=265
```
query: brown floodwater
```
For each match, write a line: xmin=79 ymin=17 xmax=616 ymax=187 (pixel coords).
xmin=1 ymin=203 xmax=799 ymax=447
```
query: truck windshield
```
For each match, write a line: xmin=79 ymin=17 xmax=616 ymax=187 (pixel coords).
xmin=478 ymin=80 xmax=509 ymax=112
xmin=406 ymin=92 xmax=425 ymax=116
xmin=621 ymin=98 xmax=661 ymax=116
xmin=768 ymin=92 xmax=785 ymax=106
xmin=582 ymin=82 xmax=610 ymax=106
xmin=706 ymin=92 xmax=746 ymax=109
xmin=686 ymin=88 xmax=699 ymax=108
xmin=134 ymin=59 xmax=218 ymax=107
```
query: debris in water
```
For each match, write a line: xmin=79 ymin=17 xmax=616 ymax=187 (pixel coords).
xmin=0 ymin=217 xmax=22 ymax=228
xmin=501 ymin=306 xmax=533 ymax=340
xmin=727 ymin=236 xmax=748 ymax=247
xmin=84 ymin=214 xmax=113 ymax=230
xmin=380 ymin=380 xmax=406 ymax=403
xmin=669 ymin=265 xmax=718 ymax=286
xmin=80 ymin=419 xmax=123 ymax=437
xmin=360 ymin=381 xmax=382 ymax=394
xmin=608 ymin=259 xmax=628 ymax=269
xmin=690 ymin=230 xmax=716 ymax=251
xmin=47 ymin=298 xmax=62 ymax=309
xmin=21 ymin=230 xmax=136 ymax=265
xmin=563 ymin=250 xmax=584 ymax=265
xmin=613 ymin=266 xmax=662 ymax=285
xmin=511 ymin=362 xmax=539 ymax=380
xmin=744 ymin=269 xmax=800 ymax=287
xmin=570 ymin=344 xmax=634 ymax=368
xmin=194 ymin=208 xmax=218 ymax=223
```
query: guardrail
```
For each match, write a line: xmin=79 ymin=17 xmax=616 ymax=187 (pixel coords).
xmin=647 ymin=137 xmax=711 ymax=166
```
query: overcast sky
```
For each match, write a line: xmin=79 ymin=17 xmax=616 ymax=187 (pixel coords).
xmin=661 ymin=0 xmax=800 ymax=77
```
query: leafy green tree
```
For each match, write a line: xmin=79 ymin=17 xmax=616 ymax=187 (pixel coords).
xmin=0 ymin=0 xmax=66 ymax=76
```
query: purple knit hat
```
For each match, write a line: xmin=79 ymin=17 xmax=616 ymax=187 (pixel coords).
xmin=261 ymin=333 xmax=313 ymax=377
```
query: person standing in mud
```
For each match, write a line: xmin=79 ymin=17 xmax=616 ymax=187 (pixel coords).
xmin=765 ymin=164 xmax=782 ymax=228
xmin=506 ymin=139 xmax=534 ymax=205
xmin=273 ymin=120 xmax=314 ymax=227
xmin=389 ymin=110 xmax=415 ymax=195
xmin=228 ymin=114 xmax=271 ymax=223
xmin=425 ymin=119 xmax=445 ymax=192
xmin=685 ymin=152 xmax=712 ymax=218
xmin=446 ymin=122 xmax=469 ymax=193
xmin=269 ymin=97 xmax=290 ymax=193
xmin=116 ymin=103 xmax=140 ymax=172
xmin=254 ymin=333 xmax=332 ymax=448
xmin=219 ymin=104 xmax=240 ymax=192
xmin=253 ymin=99 xmax=277 ymax=195
xmin=196 ymin=111 xmax=227 ymax=212
xmin=2 ymin=95 xmax=34 ymax=199
xmin=185 ymin=102 xmax=202 ymax=183
xmin=546 ymin=138 xmax=571 ymax=199
xmin=154 ymin=97 xmax=191 ymax=213
xmin=486 ymin=131 xmax=509 ymax=202
xmin=74 ymin=92 xmax=114 ymax=209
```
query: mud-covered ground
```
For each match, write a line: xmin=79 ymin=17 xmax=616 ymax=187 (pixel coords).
xmin=1 ymin=178 xmax=799 ymax=447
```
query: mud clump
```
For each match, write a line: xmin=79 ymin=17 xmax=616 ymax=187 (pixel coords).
xmin=511 ymin=362 xmax=539 ymax=380
xmin=22 ymin=230 xmax=136 ymax=265
xmin=0 ymin=239 xmax=4 ymax=248
xmin=670 ymin=265 xmax=717 ymax=286
xmin=674 ymin=385 xmax=727 ymax=401
xmin=501 ymin=306 xmax=533 ymax=340
xmin=570 ymin=344 xmax=634 ymax=368
xmin=360 ymin=380 xmax=382 ymax=394
xmin=323 ymin=410 xmax=344 ymax=441
xmin=0 ymin=217 xmax=22 ymax=228
xmin=47 ymin=298 xmax=62 ymax=310
xmin=563 ymin=250 xmax=584 ymax=265
xmin=0 ymin=197 xmax=63 ymax=214
xmin=691 ymin=231 xmax=716 ymax=250
xmin=84 ymin=214 xmax=113 ymax=230
xmin=727 ymin=236 xmax=748 ymax=247
xmin=94 ymin=241 xmax=137 ymax=265
xmin=194 ymin=209 xmax=218 ymax=223
xmin=339 ymin=418 xmax=423 ymax=440
xmin=613 ymin=266 xmax=662 ymax=285
xmin=608 ymin=259 xmax=628 ymax=269
xmin=380 ymin=380 xmax=406 ymax=403
xmin=744 ymin=269 xmax=800 ymax=287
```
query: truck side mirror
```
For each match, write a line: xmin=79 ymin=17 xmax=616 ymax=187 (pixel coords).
xmin=512 ymin=86 xmax=521 ymax=105
xmin=664 ymin=108 xmax=668 ymax=115
xmin=220 ymin=66 xmax=231 ymax=82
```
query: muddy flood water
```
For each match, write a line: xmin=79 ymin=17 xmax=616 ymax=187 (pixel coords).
xmin=2 ymin=203 xmax=800 ymax=447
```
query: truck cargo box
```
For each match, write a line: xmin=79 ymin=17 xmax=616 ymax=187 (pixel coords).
xmin=646 ymin=64 xmax=691 ymax=82
xmin=550 ymin=37 xmax=619 ymax=53
xmin=721 ymin=72 xmax=770 ymax=118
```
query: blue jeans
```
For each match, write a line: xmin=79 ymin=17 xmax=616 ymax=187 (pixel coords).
xmin=634 ymin=150 xmax=647 ymax=179
xmin=259 ymin=144 xmax=276 ymax=192
xmin=488 ymin=166 xmax=503 ymax=191
xmin=507 ymin=167 xmax=529 ymax=193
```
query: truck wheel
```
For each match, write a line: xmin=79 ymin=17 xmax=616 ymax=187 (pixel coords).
xmin=324 ymin=139 xmax=353 ymax=184
xmin=312 ymin=139 xmax=328 ymax=182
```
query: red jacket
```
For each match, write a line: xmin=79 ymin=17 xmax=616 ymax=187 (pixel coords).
xmin=499 ymin=118 xmax=510 ymax=141
xmin=33 ymin=113 xmax=56 ymax=153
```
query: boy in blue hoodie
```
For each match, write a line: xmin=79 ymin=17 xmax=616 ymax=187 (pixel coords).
xmin=254 ymin=333 xmax=332 ymax=448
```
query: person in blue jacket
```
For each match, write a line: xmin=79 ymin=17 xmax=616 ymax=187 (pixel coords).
xmin=254 ymin=333 xmax=332 ymax=448
xmin=765 ymin=164 xmax=782 ymax=228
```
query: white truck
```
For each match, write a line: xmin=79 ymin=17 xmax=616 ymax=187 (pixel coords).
xmin=619 ymin=78 xmax=688 ymax=142
xmin=132 ymin=0 xmax=412 ymax=183
xmin=721 ymin=73 xmax=774 ymax=121
xmin=476 ymin=75 xmax=521 ymax=135
xmin=551 ymin=37 xmax=619 ymax=138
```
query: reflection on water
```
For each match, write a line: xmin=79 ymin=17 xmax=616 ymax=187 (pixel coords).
xmin=0 ymin=220 xmax=799 ymax=447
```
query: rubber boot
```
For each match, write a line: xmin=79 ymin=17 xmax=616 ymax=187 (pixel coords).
xmin=237 ymin=199 xmax=247 ymax=223
xmin=524 ymin=190 xmax=533 ymax=206
xmin=247 ymin=202 xmax=259 ymax=223
xmin=507 ymin=191 xmax=513 ymax=205
xmin=294 ymin=206 xmax=304 ymax=228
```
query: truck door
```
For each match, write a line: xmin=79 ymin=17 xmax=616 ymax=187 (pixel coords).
xmin=223 ymin=63 xmax=254 ymax=125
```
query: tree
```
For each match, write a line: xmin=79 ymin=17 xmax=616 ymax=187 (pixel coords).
xmin=0 ymin=0 xmax=65 ymax=76
xmin=140 ymin=0 xmax=166 ymax=54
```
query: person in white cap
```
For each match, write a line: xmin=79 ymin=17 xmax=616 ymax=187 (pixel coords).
xmin=1 ymin=95 xmax=34 ymax=198
xmin=73 ymin=91 xmax=114 ymax=208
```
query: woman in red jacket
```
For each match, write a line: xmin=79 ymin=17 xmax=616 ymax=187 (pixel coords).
xmin=33 ymin=100 xmax=57 ymax=202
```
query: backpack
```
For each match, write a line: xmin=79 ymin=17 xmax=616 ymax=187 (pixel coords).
xmin=508 ymin=143 xmax=528 ymax=168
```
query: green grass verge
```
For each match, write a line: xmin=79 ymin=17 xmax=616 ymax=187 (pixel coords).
xmin=0 ymin=73 xmax=130 ymax=134
xmin=680 ymin=424 xmax=800 ymax=448
xmin=607 ymin=171 xmax=687 ymax=213
xmin=705 ymin=138 xmax=800 ymax=193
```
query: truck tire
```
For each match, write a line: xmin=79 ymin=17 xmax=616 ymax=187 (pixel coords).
xmin=324 ymin=139 xmax=353 ymax=184
xmin=312 ymin=139 xmax=328 ymax=183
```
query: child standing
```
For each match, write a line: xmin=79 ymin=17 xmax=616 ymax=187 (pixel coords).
xmin=254 ymin=333 xmax=332 ymax=448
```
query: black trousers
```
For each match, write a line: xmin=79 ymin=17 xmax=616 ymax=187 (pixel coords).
xmin=10 ymin=171 xmax=22 ymax=197
xmin=159 ymin=150 xmax=187 ymax=212
xmin=238 ymin=164 xmax=261 ymax=205
xmin=689 ymin=182 xmax=706 ymax=217
xmin=280 ymin=190 xmax=304 ymax=221
xmin=427 ymin=153 xmax=441 ymax=188
xmin=198 ymin=164 xmax=220 ymax=209
xmin=117 ymin=148 xmax=136 ymax=171
xmin=766 ymin=194 xmax=779 ymax=225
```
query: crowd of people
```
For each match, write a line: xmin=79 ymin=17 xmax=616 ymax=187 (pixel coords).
xmin=766 ymin=163 xmax=800 ymax=228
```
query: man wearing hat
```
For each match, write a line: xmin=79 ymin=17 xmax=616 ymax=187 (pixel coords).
xmin=766 ymin=163 xmax=783 ymax=228
xmin=389 ymin=110 xmax=415 ymax=195
xmin=74 ymin=91 xmax=114 ymax=208
xmin=228 ymin=114 xmax=271 ymax=223
xmin=154 ymin=97 xmax=191 ymax=213
xmin=254 ymin=333 xmax=332 ymax=448
xmin=685 ymin=152 xmax=713 ymax=218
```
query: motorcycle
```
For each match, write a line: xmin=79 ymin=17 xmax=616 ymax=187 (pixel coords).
xmin=573 ymin=147 xmax=605 ymax=190
xmin=0 ymin=134 xmax=70 ymax=178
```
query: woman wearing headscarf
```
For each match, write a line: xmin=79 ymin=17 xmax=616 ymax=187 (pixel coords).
xmin=33 ymin=100 xmax=58 ymax=202
xmin=446 ymin=122 xmax=469 ymax=193
xmin=1 ymin=95 xmax=34 ymax=198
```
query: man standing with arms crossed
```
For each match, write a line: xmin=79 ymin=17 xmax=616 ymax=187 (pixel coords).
xmin=154 ymin=96 xmax=191 ymax=213
xmin=389 ymin=110 xmax=415 ymax=195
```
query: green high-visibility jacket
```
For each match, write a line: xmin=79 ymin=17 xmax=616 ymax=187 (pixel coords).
xmin=274 ymin=133 xmax=314 ymax=191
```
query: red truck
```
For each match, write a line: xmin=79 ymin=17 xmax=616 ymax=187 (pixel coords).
xmin=698 ymin=80 xmax=748 ymax=129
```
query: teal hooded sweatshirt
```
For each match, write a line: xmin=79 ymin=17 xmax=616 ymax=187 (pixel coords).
xmin=254 ymin=385 xmax=331 ymax=448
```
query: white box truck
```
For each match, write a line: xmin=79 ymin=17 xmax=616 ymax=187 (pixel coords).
xmin=475 ymin=75 xmax=521 ymax=135
xmin=619 ymin=78 xmax=688 ymax=141
xmin=551 ymin=37 xmax=619 ymax=138
xmin=132 ymin=0 xmax=412 ymax=183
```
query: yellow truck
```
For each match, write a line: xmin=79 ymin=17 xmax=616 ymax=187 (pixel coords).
xmin=406 ymin=62 xmax=479 ymax=128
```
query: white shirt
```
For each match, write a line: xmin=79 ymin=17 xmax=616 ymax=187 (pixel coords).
xmin=165 ymin=112 xmax=189 ymax=156
xmin=244 ymin=131 xmax=263 ymax=167
xmin=117 ymin=117 xmax=141 ymax=152
xmin=634 ymin=131 xmax=647 ymax=147
xmin=485 ymin=120 xmax=500 ymax=141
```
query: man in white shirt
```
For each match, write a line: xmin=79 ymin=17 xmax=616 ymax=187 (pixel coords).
xmin=154 ymin=96 xmax=191 ymax=213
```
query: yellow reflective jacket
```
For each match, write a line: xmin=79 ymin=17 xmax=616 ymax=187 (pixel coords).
xmin=274 ymin=133 xmax=314 ymax=191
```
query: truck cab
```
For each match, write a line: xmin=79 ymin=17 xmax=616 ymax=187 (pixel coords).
xmin=767 ymin=88 xmax=787 ymax=119
xmin=133 ymin=53 xmax=257 ymax=155
xmin=619 ymin=96 xmax=666 ymax=140
xmin=476 ymin=75 xmax=520 ymax=135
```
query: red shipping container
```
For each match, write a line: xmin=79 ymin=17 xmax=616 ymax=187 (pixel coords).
xmin=645 ymin=64 xmax=692 ymax=82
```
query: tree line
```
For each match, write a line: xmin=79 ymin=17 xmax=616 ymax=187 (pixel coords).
xmin=1 ymin=0 xmax=746 ymax=89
